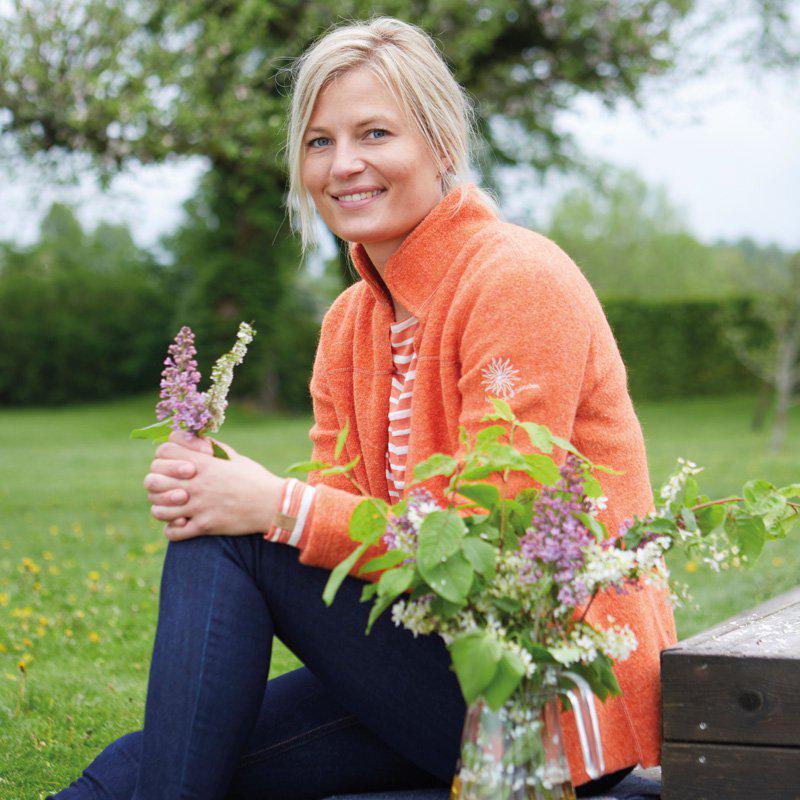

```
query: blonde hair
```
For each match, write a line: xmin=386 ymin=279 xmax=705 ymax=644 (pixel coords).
xmin=283 ymin=16 xmax=499 ymax=253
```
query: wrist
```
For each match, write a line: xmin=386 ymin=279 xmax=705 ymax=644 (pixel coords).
xmin=264 ymin=475 xmax=290 ymax=532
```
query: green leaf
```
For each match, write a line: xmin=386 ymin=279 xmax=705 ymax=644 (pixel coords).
xmin=742 ymin=479 xmax=777 ymax=514
xmin=582 ymin=472 xmax=603 ymax=499
xmin=682 ymin=475 xmax=699 ymax=506
xmin=725 ymin=511 xmax=767 ymax=564
xmin=523 ymin=453 xmax=561 ymax=485
xmin=417 ymin=510 xmax=466 ymax=569
xmin=360 ymin=582 xmax=379 ymax=602
xmin=578 ymin=511 xmax=608 ymax=542
xmin=449 ymin=631 xmax=503 ymax=704
xmin=778 ymin=484 xmax=800 ymax=503
xmin=364 ymin=592 xmax=398 ymax=635
xmin=519 ymin=422 xmax=553 ymax=454
xmin=411 ymin=453 xmax=459 ymax=483
xmin=550 ymin=435 xmax=583 ymax=458
xmin=680 ymin=507 xmax=697 ymax=532
xmin=377 ymin=564 xmax=415 ymax=597
xmin=493 ymin=596 xmax=522 ymax=613
xmin=695 ymin=503 xmax=725 ymax=536
xmin=320 ymin=455 xmax=361 ymax=476
xmin=211 ymin=440 xmax=230 ymax=460
xmin=322 ymin=541 xmax=370 ymax=606
xmin=458 ymin=425 xmax=470 ymax=451
xmin=430 ymin=595 xmax=466 ymax=618
xmin=286 ymin=459 xmax=329 ymax=475
xmin=419 ymin=550 xmax=474 ymax=603
xmin=349 ymin=499 xmax=389 ymax=544
xmin=357 ymin=549 xmax=410 ymax=575
xmin=475 ymin=424 xmax=509 ymax=448
xmin=463 ymin=536 xmax=497 ymax=578
xmin=457 ymin=483 xmax=500 ymax=510
xmin=485 ymin=397 xmax=515 ymax=422
xmin=483 ymin=650 xmax=526 ymax=711
xmin=334 ymin=418 xmax=350 ymax=460
xmin=130 ymin=417 xmax=172 ymax=443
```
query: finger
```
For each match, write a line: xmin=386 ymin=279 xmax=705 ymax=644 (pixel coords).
xmin=143 ymin=471 xmax=185 ymax=492
xmin=164 ymin=519 xmax=204 ymax=541
xmin=155 ymin=441 xmax=211 ymax=462
xmin=150 ymin=503 xmax=192 ymax=522
xmin=168 ymin=430 xmax=215 ymax=456
xmin=147 ymin=488 xmax=189 ymax=506
xmin=149 ymin=459 xmax=196 ymax=479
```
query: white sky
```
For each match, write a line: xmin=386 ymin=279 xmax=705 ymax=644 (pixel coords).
xmin=1 ymin=46 xmax=797 ymax=256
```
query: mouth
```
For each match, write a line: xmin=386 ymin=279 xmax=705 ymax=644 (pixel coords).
xmin=331 ymin=188 xmax=387 ymax=209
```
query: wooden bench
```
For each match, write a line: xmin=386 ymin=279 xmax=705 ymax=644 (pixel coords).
xmin=661 ymin=586 xmax=800 ymax=799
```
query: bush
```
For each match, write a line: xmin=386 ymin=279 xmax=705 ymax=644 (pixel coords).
xmin=601 ymin=297 xmax=769 ymax=401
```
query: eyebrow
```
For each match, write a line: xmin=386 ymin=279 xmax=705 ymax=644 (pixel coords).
xmin=306 ymin=116 xmax=395 ymax=135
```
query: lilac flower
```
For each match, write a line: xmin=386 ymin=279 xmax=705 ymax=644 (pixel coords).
xmin=518 ymin=453 xmax=594 ymax=607
xmin=383 ymin=487 xmax=443 ymax=552
xmin=155 ymin=326 xmax=212 ymax=434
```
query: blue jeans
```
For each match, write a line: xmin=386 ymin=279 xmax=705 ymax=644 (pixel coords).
xmin=49 ymin=534 xmax=631 ymax=799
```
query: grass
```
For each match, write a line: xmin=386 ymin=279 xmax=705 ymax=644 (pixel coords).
xmin=0 ymin=392 xmax=798 ymax=797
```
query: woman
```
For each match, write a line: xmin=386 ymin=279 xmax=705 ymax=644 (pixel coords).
xmin=50 ymin=16 xmax=676 ymax=800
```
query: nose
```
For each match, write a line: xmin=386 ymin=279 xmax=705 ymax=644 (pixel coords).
xmin=329 ymin=139 xmax=366 ymax=181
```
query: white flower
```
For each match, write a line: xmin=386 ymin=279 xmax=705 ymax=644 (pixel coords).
xmin=204 ymin=321 xmax=256 ymax=432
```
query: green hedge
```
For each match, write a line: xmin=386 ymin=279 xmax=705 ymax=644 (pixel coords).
xmin=601 ymin=297 xmax=769 ymax=401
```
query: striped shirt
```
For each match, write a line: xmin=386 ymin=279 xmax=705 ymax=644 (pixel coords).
xmin=264 ymin=314 xmax=419 ymax=546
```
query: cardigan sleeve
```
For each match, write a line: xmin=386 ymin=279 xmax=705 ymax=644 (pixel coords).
xmin=284 ymin=349 xmax=391 ymax=583
xmin=453 ymin=253 xmax=594 ymax=500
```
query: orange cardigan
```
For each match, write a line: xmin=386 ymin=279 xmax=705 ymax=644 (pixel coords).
xmin=294 ymin=183 xmax=677 ymax=785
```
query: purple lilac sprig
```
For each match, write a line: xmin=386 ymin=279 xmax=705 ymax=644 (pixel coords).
xmin=383 ymin=487 xmax=443 ymax=553
xmin=155 ymin=326 xmax=212 ymax=434
xmin=518 ymin=453 xmax=594 ymax=607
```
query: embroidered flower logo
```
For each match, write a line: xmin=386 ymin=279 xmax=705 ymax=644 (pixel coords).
xmin=480 ymin=356 xmax=540 ymax=400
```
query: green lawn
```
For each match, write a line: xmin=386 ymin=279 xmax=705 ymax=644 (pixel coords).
xmin=0 ymin=393 xmax=798 ymax=797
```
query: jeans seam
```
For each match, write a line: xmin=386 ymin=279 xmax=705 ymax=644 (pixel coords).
xmin=238 ymin=714 xmax=360 ymax=767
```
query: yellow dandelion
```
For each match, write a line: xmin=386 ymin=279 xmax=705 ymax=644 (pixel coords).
xmin=88 ymin=571 xmax=101 ymax=581
xmin=38 ymin=616 xmax=47 ymax=626
xmin=72 ymin=523 xmax=82 ymax=534
xmin=101 ymin=562 xmax=109 ymax=571
xmin=685 ymin=561 xmax=698 ymax=574
xmin=42 ymin=551 xmax=54 ymax=561
xmin=49 ymin=525 xmax=59 ymax=535
xmin=23 ymin=637 xmax=33 ymax=648
xmin=0 ymin=643 xmax=7 ymax=653
xmin=75 ymin=610 xmax=85 ymax=619
xmin=65 ymin=629 xmax=73 ymax=638
xmin=33 ymin=580 xmax=41 ymax=591
xmin=36 ymin=626 xmax=46 ymax=637
xmin=0 ymin=592 xmax=9 ymax=606
xmin=772 ymin=556 xmax=784 ymax=568
xmin=87 ymin=631 xmax=100 ymax=644
xmin=48 ymin=565 xmax=61 ymax=576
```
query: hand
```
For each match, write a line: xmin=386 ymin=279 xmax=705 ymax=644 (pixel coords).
xmin=143 ymin=430 xmax=286 ymax=541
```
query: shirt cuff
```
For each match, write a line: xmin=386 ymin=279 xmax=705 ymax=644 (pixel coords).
xmin=263 ymin=477 xmax=316 ymax=549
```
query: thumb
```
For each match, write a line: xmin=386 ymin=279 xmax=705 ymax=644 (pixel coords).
xmin=168 ymin=429 xmax=214 ymax=456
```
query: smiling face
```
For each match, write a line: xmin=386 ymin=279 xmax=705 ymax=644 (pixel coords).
xmin=300 ymin=66 xmax=445 ymax=272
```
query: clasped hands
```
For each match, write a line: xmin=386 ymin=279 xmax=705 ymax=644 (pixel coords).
xmin=144 ymin=431 xmax=285 ymax=540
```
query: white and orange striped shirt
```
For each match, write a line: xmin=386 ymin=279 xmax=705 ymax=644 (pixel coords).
xmin=264 ymin=314 xmax=419 ymax=547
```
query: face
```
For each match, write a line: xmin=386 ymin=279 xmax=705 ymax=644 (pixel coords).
xmin=301 ymin=66 xmax=445 ymax=269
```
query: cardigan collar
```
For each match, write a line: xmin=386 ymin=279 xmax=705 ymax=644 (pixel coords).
xmin=348 ymin=182 xmax=498 ymax=318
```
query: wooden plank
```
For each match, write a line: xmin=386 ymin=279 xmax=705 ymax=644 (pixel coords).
xmin=665 ymin=586 xmax=800 ymax=658
xmin=661 ymin=741 xmax=800 ymax=800
xmin=661 ymin=653 xmax=800 ymax=745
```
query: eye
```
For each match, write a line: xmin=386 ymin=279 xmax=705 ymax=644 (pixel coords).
xmin=367 ymin=128 xmax=389 ymax=140
xmin=307 ymin=136 xmax=330 ymax=149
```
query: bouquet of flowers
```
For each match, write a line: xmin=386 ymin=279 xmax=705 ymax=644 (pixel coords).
xmin=288 ymin=396 xmax=799 ymax=798
xmin=130 ymin=322 xmax=255 ymax=457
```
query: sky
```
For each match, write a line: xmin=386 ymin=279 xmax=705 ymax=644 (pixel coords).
xmin=0 ymin=35 xmax=798 ymax=257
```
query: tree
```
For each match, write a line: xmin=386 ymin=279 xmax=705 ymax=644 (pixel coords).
xmin=546 ymin=166 xmax=751 ymax=300
xmin=720 ymin=245 xmax=800 ymax=453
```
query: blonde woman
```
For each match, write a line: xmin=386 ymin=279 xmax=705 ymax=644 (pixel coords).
xmin=50 ymin=17 xmax=676 ymax=800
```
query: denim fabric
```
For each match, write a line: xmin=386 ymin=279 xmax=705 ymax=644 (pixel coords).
xmin=325 ymin=769 xmax=662 ymax=799
xmin=48 ymin=535 xmax=636 ymax=800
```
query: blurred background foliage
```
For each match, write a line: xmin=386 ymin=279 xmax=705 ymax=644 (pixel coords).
xmin=1 ymin=0 xmax=797 ymax=435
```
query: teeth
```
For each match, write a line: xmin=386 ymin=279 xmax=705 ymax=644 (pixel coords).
xmin=337 ymin=189 xmax=383 ymax=202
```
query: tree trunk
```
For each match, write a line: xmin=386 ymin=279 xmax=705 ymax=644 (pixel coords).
xmin=751 ymin=381 xmax=772 ymax=431
xmin=768 ymin=323 xmax=800 ymax=453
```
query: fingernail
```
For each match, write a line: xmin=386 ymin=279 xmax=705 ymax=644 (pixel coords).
xmin=182 ymin=432 xmax=195 ymax=441
xmin=180 ymin=465 xmax=192 ymax=477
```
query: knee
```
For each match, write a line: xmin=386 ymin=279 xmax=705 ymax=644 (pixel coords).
xmin=95 ymin=729 xmax=143 ymax=770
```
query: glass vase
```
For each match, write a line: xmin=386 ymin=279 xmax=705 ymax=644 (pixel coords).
xmin=449 ymin=679 xmax=575 ymax=800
